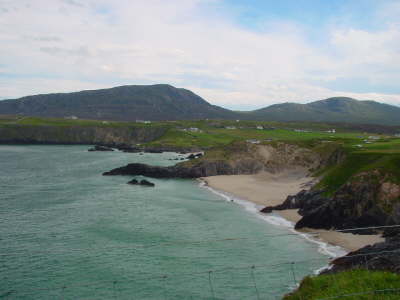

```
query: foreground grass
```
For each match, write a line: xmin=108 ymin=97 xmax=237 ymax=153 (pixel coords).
xmin=284 ymin=269 xmax=400 ymax=300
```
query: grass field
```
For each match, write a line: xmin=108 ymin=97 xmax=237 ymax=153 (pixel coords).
xmin=284 ymin=269 xmax=400 ymax=300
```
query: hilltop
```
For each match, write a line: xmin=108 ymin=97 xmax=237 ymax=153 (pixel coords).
xmin=250 ymin=97 xmax=400 ymax=126
xmin=0 ymin=84 xmax=238 ymax=121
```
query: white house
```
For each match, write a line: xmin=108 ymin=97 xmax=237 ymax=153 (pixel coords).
xmin=246 ymin=139 xmax=260 ymax=144
xmin=225 ymin=126 xmax=236 ymax=130
xmin=256 ymin=126 xmax=264 ymax=130
xmin=188 ymin=127 xmax=202 ymax=133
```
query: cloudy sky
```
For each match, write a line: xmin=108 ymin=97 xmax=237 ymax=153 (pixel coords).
xmin=1 ymin=0 xmax=400 ymax=110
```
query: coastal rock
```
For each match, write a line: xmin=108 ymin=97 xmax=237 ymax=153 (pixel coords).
xmin=88 ymin=145 xmax=114 ymax=151
xmin=260 ymin=189 xmax=326 ymax=213
xmin=293 ymin=170 xmax=400 ymax=233
xmin=0 ymin=125 xmax=167 ymax=145
xmin=127 ymin=178 xmax=155 ymax=186
xmin=140 ymin=179 xmax=155 ymax=187
xmin=325 ymin=236 xmax=400 ymax=274
xmin=186 ymin=153 xmax=203 ymax=160
xmin=103 ymin=160 xmax=236 ymax=178
xmin=117 ymin=145 xmax=142 ymax=153
xmin=260 ymin=170 xmax=400 ymax=234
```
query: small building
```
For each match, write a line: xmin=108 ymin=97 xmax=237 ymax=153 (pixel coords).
xmin=188 ymin=127 xmax=202 ymax=133
xmin=326 ymin=129 xmax=336 ymax=133
xmin=246 ymin=139 xmax=260 ymax=144
xmin=65 ymin=115 xmax=78 ymax=120
xmin=368 ymin=136 xmax=380 ymax=140
xmin=225 ymin=126 xmax=236 ymax=130
xmin=256 ymin=126 xmax=264 ymax=130
xmin=294 ymin=129 xmax=308 ymax=133
xmin=136 ymin=120 xmax=151 ymax=124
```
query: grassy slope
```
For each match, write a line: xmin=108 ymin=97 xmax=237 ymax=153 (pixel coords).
xmin=284 ymin=269 xmax=400 ymax=300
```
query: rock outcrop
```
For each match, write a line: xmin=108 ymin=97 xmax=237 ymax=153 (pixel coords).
xmin=127 ymin=178 xmax=155 ymax=187
xmin=103 ymin=161 xmax=236 ymax=178
xmin=296 ymin=171 xmax=400 ymax=231
xmin=88 ymin=145 xmax=114 ymax=151
xmin=261 ymin=170 xmax=400 ymax=233
xmin=103 ymin=142 xmax=327 ymax=179
xmin=260 ymin=189 xmax=326 ymax=213
xmin=325 ymin=233 xmax=400 ymax=274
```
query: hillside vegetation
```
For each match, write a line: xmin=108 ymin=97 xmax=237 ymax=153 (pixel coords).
xmin=2 ymin=85 xmax=400 ymax=125
xmin=284 ymin=269 xmax=400 ymax=300
xmin=251 ymin=97 xmax=400 ymax=126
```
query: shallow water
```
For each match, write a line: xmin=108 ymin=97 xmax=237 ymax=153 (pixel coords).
xmin=1 ymin=145 xmax=333 ymax=299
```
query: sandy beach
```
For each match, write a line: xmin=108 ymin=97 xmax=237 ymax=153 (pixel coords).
xmin=202 ymin=173 xmax=384 ymax=253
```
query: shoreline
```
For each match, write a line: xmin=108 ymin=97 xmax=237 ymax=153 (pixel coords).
xmin=200 ymin=173 xmax=384 ymax=254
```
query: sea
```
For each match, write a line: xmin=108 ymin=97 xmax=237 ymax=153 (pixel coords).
xmin=0 ymin=145 xmax=345 ymax=299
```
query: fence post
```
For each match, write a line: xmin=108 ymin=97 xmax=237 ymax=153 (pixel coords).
xmin=290 ymin=262 xmax=297 ymax=286
xmin=208 ymin=271 xmax=216 ymax=300
xmin=250 ymin=265 xmax=260 ymax=300
xmin=162 ymin=275 xmax=168 ymax=300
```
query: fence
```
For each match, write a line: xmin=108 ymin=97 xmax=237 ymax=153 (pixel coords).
xmin=2 ymin=225 xmax=400 ymax=299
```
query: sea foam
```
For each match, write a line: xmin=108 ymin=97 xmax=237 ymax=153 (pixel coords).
xmin=199 ymin=179 xmax=347 ymax=262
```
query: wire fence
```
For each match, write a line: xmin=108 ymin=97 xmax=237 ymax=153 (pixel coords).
xmin=2 ymin=225 xmax=399 ymax=299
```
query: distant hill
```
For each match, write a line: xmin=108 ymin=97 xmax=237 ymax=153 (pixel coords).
xmin=1 ymin=86 xmax=399 ymax=125
xmin=247 ymin=97 xmax=400 ymax=125
xmin=0 ymin=84 xmax=238 ymax=121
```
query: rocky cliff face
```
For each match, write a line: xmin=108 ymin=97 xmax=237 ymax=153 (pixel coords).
xmin=103 ymin=142 xmax=325 ymax=178
xmin=0 ymin=125 xmax=167 ymax=146
xmin=262 ymin=170 xmax=400 ymax=232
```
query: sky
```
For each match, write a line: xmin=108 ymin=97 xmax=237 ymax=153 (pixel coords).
xmin=1 ymin=0 xmax=400 ymax=110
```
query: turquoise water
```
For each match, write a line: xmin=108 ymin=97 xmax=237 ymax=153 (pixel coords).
xmin=1 ymin=145 xmax=331 ymax=299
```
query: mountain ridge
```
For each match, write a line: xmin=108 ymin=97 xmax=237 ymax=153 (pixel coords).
xmin=1 ymin=85 xmax=400 ymax=125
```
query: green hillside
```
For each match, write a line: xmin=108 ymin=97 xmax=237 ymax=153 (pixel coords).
xmin=248 ymin=97 xmax=400 ymax=125
xmin=0 ymin=84 xmax=238 ymax=121
xmin=1 ymin=85 xmax=400 ymax=125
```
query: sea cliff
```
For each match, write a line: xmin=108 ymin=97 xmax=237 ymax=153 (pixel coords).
xmin=0 ymin=125 xmax=167 ymax=146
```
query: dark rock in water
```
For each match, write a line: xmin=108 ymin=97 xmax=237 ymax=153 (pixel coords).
xmin=117 ymin=145 xmax=142 ymax=153
xmin=127 ymin=179 xmax=139 ymax=185
xmin=88 ymin=145 xmax=114 ymax=152
xmin=186 ymin=153 xmax=203 ymax=159
xmin=325 ymin=236 xmax=400 ymax=274
xmin=145 ymin=149 xmax=163 ymax=153
xmin=140 ymin=179 xmax=155 ymax=187
xmin=103 ymin=160 xmax=239 ymax=178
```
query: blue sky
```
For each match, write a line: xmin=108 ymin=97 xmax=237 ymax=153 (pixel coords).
xmin=0 ymin=0 xmax=399 ymax=109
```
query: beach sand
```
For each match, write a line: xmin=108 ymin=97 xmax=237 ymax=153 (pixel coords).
xmin=203 ymin=173 xmax=384 ymax=253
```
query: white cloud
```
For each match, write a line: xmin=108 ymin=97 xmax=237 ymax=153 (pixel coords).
xmin=0 ymin=0 xmax=399 ymax=109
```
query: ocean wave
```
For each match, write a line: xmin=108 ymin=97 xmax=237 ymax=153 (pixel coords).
xmin=198 ymin=179 xmax=347 ymax=261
